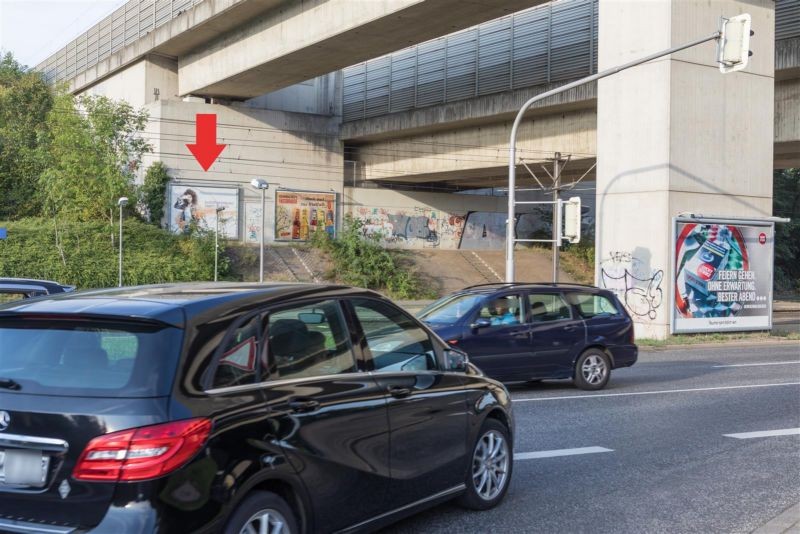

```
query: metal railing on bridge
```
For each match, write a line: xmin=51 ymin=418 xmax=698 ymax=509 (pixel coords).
xmin=35 ymin=0 xmax=204 ymax=84
xmin=33 ymin=0 xmax=800 ymax=92
xmin=343 ymin=0 xmax=800 ymax=124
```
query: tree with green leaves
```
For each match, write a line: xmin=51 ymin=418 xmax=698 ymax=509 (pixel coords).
xmin=0 ymin=53 xmax=53 ymax=219
xmin=40 ymin=92 xmax=151 ymax=222
xmin=140 ymin=161 xmax=171 ymax=226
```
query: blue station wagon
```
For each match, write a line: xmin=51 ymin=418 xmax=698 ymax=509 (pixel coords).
xmin=418 ymin=283 xmax=638 ymax=390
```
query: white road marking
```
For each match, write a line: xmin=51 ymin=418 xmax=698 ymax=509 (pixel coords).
xmin=723 ymin=428 xmax=800 ymax=439
xmin=712 ymin=361 xmax=800 ymax=368
xmin=512 ymin=382 xmax=800 ymax=402
xmin=514 ymin=447 xmax=614 ymax=460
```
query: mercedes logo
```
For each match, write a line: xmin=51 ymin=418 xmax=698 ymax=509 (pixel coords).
xmin=0 ymin=411 xmax=9 ymax=432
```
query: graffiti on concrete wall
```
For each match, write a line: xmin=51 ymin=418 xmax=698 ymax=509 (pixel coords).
xmin=460 ymin=212 xmax=507 ymax=249
xmin=599 ymin=250 xmax=664 ymax=320
xmin=354 ymin=207 xmax=508 ymax=249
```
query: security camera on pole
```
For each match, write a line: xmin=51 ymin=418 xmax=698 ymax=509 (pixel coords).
xmin=504 ymin=14 xmax=753 ymax=282
xmin=250 ymin=178 xmax=269 ymax=283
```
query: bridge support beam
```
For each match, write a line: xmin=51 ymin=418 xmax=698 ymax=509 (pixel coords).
xmin=595 ymin=0 xmax=775 ymax=339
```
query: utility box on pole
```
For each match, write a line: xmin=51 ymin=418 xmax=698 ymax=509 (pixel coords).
xmin=562 ymin=196 xmax=582 ymax=244
xmin=718 ymin=13 xmax=752 ymax=73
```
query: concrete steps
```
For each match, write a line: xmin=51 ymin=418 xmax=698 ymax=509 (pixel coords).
xmin=407 ymin=248 xmax=577 ymax=296
xmin=270 ymin=246 xmax=326 ymax=283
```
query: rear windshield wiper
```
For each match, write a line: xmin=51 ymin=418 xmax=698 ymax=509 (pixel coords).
xmin=0 ymin=378 xmax=21 ymax=391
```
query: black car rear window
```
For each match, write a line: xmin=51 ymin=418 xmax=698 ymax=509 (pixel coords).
xmin=0 ymin=319 xmax=183 ymax=397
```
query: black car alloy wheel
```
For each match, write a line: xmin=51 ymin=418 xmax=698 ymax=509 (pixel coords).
xmin=226 ymin=491 xmax=298 ymax=534
xmin=458 ymin=418 xmax=513 ymax=510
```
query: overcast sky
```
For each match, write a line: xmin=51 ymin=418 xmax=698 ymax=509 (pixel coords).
xmin=0 ymin=0 xmax=126 ymax=68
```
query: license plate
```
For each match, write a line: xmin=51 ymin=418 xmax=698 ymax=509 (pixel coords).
xmin=0 ymin=449 xmax=50 ymax=487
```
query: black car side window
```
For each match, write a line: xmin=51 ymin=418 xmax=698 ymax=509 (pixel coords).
xmin=266 ymin=299 xmax=356 ymax=380
xmin=351 ymin=298 xmax=438 ymax=373
xmin=568 ymin=293 xmax=621 ymax=318
xmin=527 ymin=293 xmax=572 ymax=322
xmin=212 ymin=314 xmax=261 ymax=389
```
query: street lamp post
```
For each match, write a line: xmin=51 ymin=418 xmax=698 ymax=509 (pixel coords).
xmin=214 ymin=206 xmax=225 ymax=282
xmin=250 ymin=178 xmax=269 ymax=283
xmin=117 ymin=197 xmax=128 ymax=287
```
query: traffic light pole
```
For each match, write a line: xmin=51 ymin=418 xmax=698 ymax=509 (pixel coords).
xmin=552 ymin=152 xmax=562 ymax=283
xmin=506 ymin=30 xmax=722 ymax=283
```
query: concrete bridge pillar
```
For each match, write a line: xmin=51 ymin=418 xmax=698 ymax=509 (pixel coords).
xmin=595 ymin=0 xmax=775 ymax=339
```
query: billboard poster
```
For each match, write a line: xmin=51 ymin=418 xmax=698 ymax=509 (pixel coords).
xmin=244 ymin=201 xmax=264 ymax=244
xmin=275 ymin=190 xmax=336 ymax=241
xmin=169 ymin=185 xmax=239 ymax=239
xmin=672 ymin=218 xmax=773 ymax=333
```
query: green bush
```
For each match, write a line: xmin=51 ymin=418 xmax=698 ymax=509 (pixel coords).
xmin=310 ymin=215 xmax=433 ymax=299
xmin=0 ymin=217 xmax=227 ymax=288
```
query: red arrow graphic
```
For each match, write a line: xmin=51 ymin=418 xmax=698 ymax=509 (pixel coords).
xmin=186 ymin=114 xmax=226 ymax=171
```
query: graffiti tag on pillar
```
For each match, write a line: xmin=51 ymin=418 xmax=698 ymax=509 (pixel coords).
xmin=600 ymin=251 xmax=664 ymax=320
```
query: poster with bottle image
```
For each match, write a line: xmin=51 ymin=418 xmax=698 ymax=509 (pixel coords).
xmin=672 ymin=218 xmax=774 ymax=333
xmin=274 ymin=190 xmax=336 ymax=241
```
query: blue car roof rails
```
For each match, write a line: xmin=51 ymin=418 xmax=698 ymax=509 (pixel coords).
xmin=462 ymin=282 xmax=600 ymax=290
xmin=462 ymin=282 xmax=537 ymax=290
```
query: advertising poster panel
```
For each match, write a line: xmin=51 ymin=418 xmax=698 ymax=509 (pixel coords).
xmin=244 ymin=201 xmax=264 ymax=244
xmin=169 ymin=185 xmax=239 ymax=239
xmin=672 ymin=218 xmax=774 ymax=333
xmin=275 ymin=190 xmax=336 ymax=241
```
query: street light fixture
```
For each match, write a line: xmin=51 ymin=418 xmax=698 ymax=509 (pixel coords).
xmin=117 ymin=197 xmax=128 ymax=287
xmin=249 ymin=178 xmax=269 ymax=283
xmin=214 ymin=206 xmax=225 ymax=282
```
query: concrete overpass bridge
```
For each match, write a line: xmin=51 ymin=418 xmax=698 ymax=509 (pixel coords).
xmin=36 ymin=0 xmax=550 ymax=99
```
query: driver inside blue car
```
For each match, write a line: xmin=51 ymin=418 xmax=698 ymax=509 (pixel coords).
xmin=489 ymin=299 xmax=519 ymax=325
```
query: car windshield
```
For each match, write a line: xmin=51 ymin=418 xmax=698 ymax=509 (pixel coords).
xmin=418 ymin=293 xmax=484 ymax=324
xmin=0 ymin=318 xmax=183 ymax=397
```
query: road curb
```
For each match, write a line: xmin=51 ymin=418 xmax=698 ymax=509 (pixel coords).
xmin=639 ymin=339 xmax=800 ymax=352
xmin=752 ymin=502 xmax=800 ymax=534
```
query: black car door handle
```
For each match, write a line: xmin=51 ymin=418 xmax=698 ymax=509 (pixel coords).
xmin=289 ymin=399 xmax=320 ymax=413
xmin=563 ymin=325 xmax=578 ymax=332
xmin=387 ymin=386 xmax=412 ymax=399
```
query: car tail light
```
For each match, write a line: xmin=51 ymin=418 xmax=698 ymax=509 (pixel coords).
xmin=447 ymin=339 xmax=459 ymax=345
xmin=629 ymin=325 xmax=635 ymax=344
xmin=73 ymin=418 xmax=211 ymax=482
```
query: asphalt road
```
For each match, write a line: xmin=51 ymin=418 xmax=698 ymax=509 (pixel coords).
xmin=384 ymin=343 xmax=800 ymax=534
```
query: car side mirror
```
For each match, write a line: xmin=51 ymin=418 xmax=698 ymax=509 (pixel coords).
xmin=445 ymin=349 xmax=469 ymax=372
xmin=470 ymin=318 xmax=491 ymax=330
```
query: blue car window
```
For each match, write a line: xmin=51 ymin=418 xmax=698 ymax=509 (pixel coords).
xmin=418 ymin=293 xmax=484 ymax=324
xmin=477 ymin=295 xmax=523 ymax=326
xmin=528 ymin=293 xmax=572 ymax=322
xmin=568 ymin=293 xmax=621 ymax=318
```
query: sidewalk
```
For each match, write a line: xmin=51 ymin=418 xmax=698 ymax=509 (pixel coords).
xmin=753 ymin=503 xmax=800 ymax=534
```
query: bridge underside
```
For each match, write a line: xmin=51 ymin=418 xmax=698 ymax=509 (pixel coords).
xmin=178 ymin=0 xmax=549 ymax=99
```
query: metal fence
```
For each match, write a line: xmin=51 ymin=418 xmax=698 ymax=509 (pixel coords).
xmin=777 ymin=0 xmax=800 ymax=41
xmin=35 ymin=0 xmax=204 ymax=84
xmin=343 ymin=0 xmax=800 ymax=123
xmin=342 ymin=0 xmax=597 ymax=123
xmin=35 ymin=0 xmax=800 ymax=93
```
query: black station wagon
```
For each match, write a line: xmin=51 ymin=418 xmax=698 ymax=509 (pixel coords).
xmin=0 ymin=283 xmax=514 ymax=534
xmin=419 ymin=283 xmax=638 ymax=390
